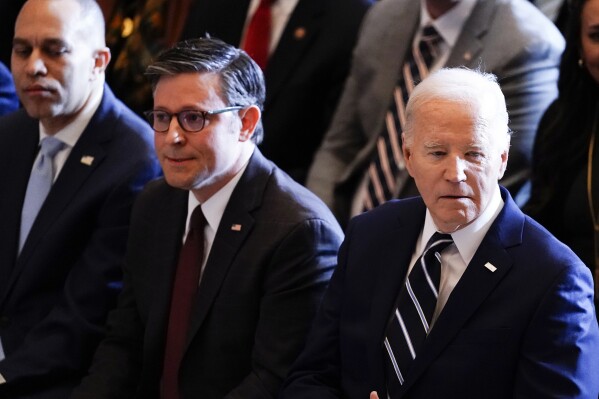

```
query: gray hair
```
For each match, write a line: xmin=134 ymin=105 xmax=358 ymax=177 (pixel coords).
xmin=146 ymin=37 xmax=266 ymax=144
xmin=404 ymin=68 xmax=510 ymax=148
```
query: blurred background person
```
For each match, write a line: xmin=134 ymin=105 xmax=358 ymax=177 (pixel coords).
xmin=96 ymin=0 xmax=373 ymax=184
xmin=0 ymin=61 xmax=18 ymax=116
xmin=525 ymin=0 xmax=599 ymax=314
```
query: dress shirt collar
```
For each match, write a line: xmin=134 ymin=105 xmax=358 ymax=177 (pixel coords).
xmin=186 ymin=148 xmax=253 ymax=237
xmin=38 ymin=85 xmax=104 ymax=147
xmin=419 ymin=183 xmax=504 ymax=265
xmin=419 ymin=0 xmax=477 ymax=48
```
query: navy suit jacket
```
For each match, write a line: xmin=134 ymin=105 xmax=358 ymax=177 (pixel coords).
xmin=282 ymin=187 xmax=599 ymax=398
xmin=181 ymin=0 xmax=372 ymax=183
xmin=0 ymin=86 xmax=161 ymax=398
xmin=72 ymin=149 xmax=344 ymax=399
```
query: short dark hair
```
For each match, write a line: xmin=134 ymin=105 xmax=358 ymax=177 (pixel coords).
xmin=146 ymin=37 xmax=266 ymax=143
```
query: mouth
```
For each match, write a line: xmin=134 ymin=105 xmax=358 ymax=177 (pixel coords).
xmin=164 ymin=156 xmax=193 ymax=164
xmin=24 ymin=84 xmax=54 ymax=95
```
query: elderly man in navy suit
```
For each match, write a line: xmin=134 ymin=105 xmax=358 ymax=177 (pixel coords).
xmin=72 ymin=37 xmax=343 ymax=399
xmin=0 ymin=0 xmax=161 ymax=397
xmin=282 ymin=68 xmax=599 ymax=399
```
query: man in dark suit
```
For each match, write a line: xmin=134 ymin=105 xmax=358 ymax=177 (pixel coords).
xmin=282 ymin=68 xmax=599 ymax=398
xmin=178 ymin=0 xmax=372 ymax=184
xmin=72 ymin=37 xmax=343 ymax=399
xmin=0 ymin=0 xmax=161 ymax=397
xmin=307 ymin=0 xmax=565 ymax=226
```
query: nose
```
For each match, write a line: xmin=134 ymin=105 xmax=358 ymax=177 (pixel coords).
xmin=444 ymin=156 xmax=467 ymax=183
xmin=163 ymin=117 xmax=185 ymax=145
xmin=24 ymin=50 xmax=47 ymax=77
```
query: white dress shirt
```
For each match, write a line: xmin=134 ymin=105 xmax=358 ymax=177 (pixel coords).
xmin=408 ymin=184 xmax=504 ymax=326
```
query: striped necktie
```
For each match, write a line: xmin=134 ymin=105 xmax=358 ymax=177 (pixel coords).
xmin=384 ymin=232 xmax=453 ymax=395
xmin=363 ymin=26 xmax=441 ymax=210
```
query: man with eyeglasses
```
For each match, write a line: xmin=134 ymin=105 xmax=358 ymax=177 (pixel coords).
xmin=72 ymin=37 xmax=343 ymax=399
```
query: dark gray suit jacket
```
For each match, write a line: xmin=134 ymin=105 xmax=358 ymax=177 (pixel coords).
xmin=72 ymin=149 xmax=344 ymax=399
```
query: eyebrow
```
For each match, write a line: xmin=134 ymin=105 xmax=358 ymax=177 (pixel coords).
xmin=13 ymin=37 xmax=70 ymax=48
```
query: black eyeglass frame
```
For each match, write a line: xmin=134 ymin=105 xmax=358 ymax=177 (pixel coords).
xmin=143 ymin=106 xmax=245 ymax=133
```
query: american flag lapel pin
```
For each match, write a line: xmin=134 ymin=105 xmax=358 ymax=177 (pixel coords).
xmin=231 ymin=224 xmax=242 ymax=232
xmin=484 ymin=262 xmax=497 ymax=272
xmin=80 ymin=155 xmax=94 ymax=166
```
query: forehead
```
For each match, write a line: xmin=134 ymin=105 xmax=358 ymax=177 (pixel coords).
xmin=15 ymin=0 xmax=83 ymax=42
xmin=154 ymin=72 xmax=225 ymax=108
xmin=411 ymin=99 xmax=496 ymax=146
xmin=583 ymin=0 xmax=599 ymax=24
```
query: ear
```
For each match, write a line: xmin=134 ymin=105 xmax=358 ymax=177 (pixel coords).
xmin=238 ymin=105 xmax=261 ymax=142
xmin=402 ymin=133 xmax=415 ymax=177
xmin=91 ymin=47 xmax=111 ymax=78
xmin=497 ymin=147 xmax=509 ymax=179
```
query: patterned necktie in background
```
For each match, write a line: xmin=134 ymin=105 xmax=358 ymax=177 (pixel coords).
xmin=162 ymin=205 xmax=207 ymax=399
xmin=363 ymin=26 xmax=442 ymax=210
xmin=384 ymin=232 xmax=453 ymax=395
xmin=19 ymin=136 xmax=64 ymax=253
xmin=243 ymin=0 xmax=274 ymax=70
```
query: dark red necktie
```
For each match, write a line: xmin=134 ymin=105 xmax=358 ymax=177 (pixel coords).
xmin=243 ymin=0 xmax=273 ymax=70
xmin=162 ymin=206 xmax=207 ymax=399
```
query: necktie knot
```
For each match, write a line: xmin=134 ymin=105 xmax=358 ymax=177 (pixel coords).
xmin=40 ymin=136 xmax=64 ymax=158
xmin=189 ymin=205 xmax=207 ymax=232
xmin=425 ymin=232 xmax=453 ymax=253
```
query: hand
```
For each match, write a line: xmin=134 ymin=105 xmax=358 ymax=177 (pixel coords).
xmin=370 ymin=391 xmax=379 ymax=399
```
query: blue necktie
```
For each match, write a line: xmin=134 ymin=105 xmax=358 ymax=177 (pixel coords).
xmin=19 ymin=136 xmax=64 ymax=253
xmin=384 ymin=232 xmax=453 ymax=395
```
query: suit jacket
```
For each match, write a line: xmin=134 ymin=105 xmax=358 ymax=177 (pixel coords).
xmin=306 ymin=0 xmax=565 ymax=225
xmin=282 ymin=186 xmax=599 ymax=398
xmin=71 ymin=149 xmax=344 ymax=399
xmin=0 ymin=62 xmax=18 ymax=116
xmin=0 ymin=86 xmax=161 ymax=398
xmin=181 ymin=0 xmax=373 ymax=184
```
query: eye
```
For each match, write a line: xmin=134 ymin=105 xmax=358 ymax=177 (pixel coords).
xmin=466 ymin=151 xmax=484 ymax=159
xmin=154 ymin=111 xmax=170 ymax=122
xmin=43 ymin=43 xmax=70 ymax=57
xmin=12 ymin=44 xmax=32 ymax=58
xmin=184 ymin=112 xmax=203 ymax=123
xmin=429 ymin=151 xmax=446 ymax=158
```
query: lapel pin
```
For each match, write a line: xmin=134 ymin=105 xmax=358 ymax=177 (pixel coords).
xmin=294 ymin=27 xmax=306 ymax=40
xmin=231 ymin=224 xmax=242 ymax=232
xmin=80 ymin=155 xmax=94 ymax=166
xmin=463 ymin=51 xmax=472 ymax=61
xmin=484 ymin=262 xmax=497 ymax=272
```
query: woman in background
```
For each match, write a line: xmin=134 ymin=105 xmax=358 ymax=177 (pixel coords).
xmin=525 ymin=0 xmax=599 ymax=312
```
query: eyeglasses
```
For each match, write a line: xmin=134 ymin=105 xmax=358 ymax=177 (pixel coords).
xmin=143 ymin=106 xmax=244 ymax=133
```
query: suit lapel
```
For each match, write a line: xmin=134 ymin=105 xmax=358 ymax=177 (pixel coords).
xmin=0 ymin=115 xmax=39 ymax=300
xmin=15 ymin=89 xmax=116 ymax=267
xmin=446 ymin=0 xmax=494 ymax=68
xmin=400 ymin=189 xmax=525 ymax=395
xmin=265 ymin=0 xmax=324 ymax=107
xmin=143 ymin=185 xmax=189 ymax=383
xmin=185 ymin=149 xmax=272 ymax=346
